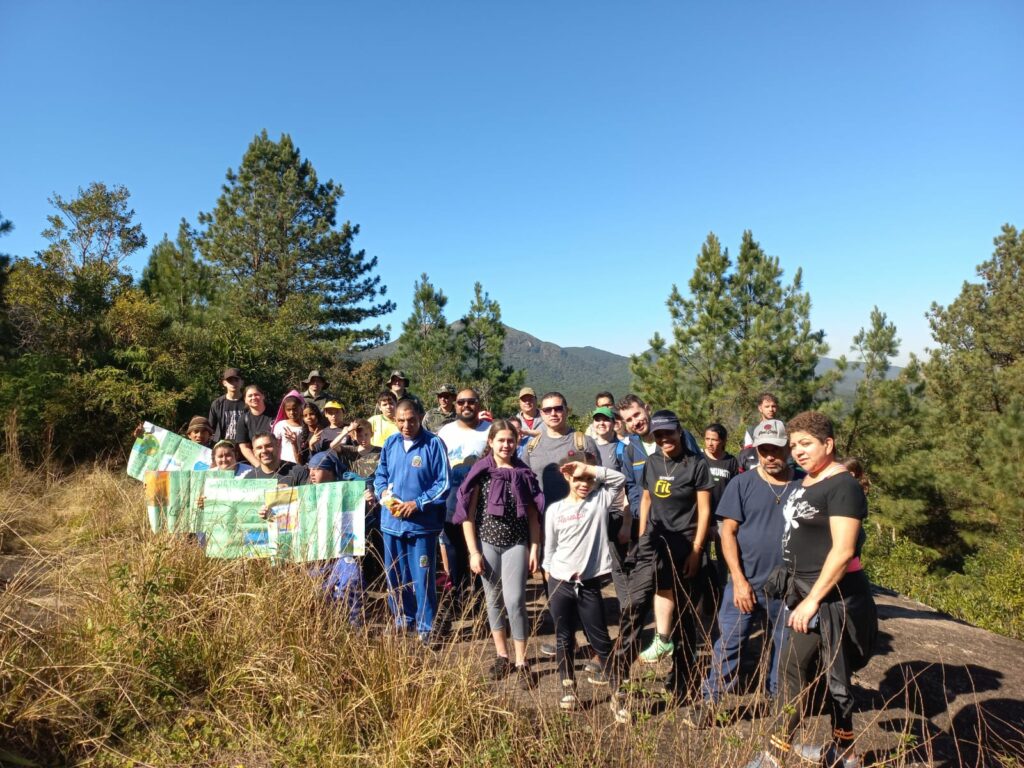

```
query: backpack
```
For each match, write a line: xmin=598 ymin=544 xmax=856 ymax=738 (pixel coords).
xmin=526 ymin=430 xmax=587 ymax=458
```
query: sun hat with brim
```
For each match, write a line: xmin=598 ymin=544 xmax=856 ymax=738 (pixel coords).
xmin=302 ymin=369 xmax=330 ymax=389
xmin=187 ymin=416 xmax=213 ymax=433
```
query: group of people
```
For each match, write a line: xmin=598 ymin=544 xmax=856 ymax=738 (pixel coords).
xmin=164 ymin=369 xmax=877 ymax=768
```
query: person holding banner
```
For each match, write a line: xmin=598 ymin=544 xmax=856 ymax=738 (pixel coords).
xmin=373 ymin=398 xmax=451 ymax=645
xmin=212 ymin=440 xmax=254 ymax=478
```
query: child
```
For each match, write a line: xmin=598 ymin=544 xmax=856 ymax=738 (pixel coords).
xmin=273 ymin=392 xmax=307 ymax=465
xmin=302 ymin=402 xmax=329 ymax=463
xmin=542 ymin=453 xmax=625 ymax=710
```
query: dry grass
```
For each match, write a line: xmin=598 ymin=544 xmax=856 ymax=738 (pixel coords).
xmin=0 ymin=461 xmax=1021 ymax=767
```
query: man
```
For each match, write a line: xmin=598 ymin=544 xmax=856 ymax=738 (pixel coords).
xmin=249 ymin=432 xmax=310 ymax=486
xmin=522 ymin=392 xmax=599 ymax=504
xmin=739 ymin=392 xmax=780 ymax=471
xmin=369 ymin=390 xmax=399 ymax=447
xmin=301 ymin=370 xmax=335 ymax=412
xmin=208 ymin=367 xmax=248 ymax=443
xmin=437 ymin=388 xmax=492 ymax=600
xmin=424 ymin=384 xmax=458 ymax=434
xmin=387 ymin=370 xmax=423 ymax=414
xmin=514 ymin=387 xmax=542 ymax=447
xmin=703 ymin=422 xmax=741 ymax=592
xmin=373 ymin=399 xmax=451 ymax=643
xmin=186 ymin=416 xmax=214 ymax=447
xmin=686 ymin=419 xmax=798 ymax=729
xmin=591 ymin=406 xmax=624 ymax=470
xmin=585 ymin=391 xmax=616 ymax=439
xmin=236 ymin=385 xmax=274 ymax=467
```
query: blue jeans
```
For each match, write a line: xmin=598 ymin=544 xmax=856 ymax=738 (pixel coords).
xmin=382 ymin=531 xmax=440 ymax=635
xmin=702 ymin=580 xmax=786 ymax=702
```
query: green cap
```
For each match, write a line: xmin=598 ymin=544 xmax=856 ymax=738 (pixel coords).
xmin=592 ymin=406 xmax=616 ymax=421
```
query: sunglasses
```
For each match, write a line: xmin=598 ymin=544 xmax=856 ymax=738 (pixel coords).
xmin=541 ymin=405 xmax=566 ymax=414
xmin=456 ymin=398 xmax=478 ymax=406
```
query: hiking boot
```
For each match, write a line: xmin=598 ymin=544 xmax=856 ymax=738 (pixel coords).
xmin=540 ymin=641 xmax=557 ymax=657
xmin=515 ymin=663 xmax=535 ymax=690
xmin=639 ymin=635 xmax=674 ymax=663
xmin=490 ymin=655 xmax=512 ymax=680
xmin=558 ymin=679 xmax=579 ymax=710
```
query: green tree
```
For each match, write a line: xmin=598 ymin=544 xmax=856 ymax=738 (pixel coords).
xmin=460 ymin=282 xmax=524 ymax=413
xmin=394 ymin=274 xmax=462 ymax=396
xmin=0 ymin=211 xmax=14 ymax=360
xmin=632 ymin=230 xmax=837 ymax=439
xmin=140 ymin=221 xmax=217 ymax=323
xmin=196 ymin=130 xmax=394 ymax=348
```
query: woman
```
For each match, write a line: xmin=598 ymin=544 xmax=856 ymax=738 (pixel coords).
xmin=211 ymin=439 xmax=254 ymax=477
xmin=542 ymin=454 xmax=625 ymax=710
xmin=746 ymin=412 xmax=877 ymax=768
xmin=454 ymin=420 xmax=543 ymax=687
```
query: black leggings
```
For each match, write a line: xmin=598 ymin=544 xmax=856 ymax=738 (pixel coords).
xmin=548 ymin=576 xmax=614 ymax=683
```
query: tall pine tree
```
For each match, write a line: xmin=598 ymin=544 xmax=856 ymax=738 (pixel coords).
xmin=140 ymin=220 xmax=217 ymax=324
xmin=460 ymin=282 xmax=523 ymax=413
xmin=196 ymin=130 xmax=394 ymax=348
xmin=394 ymin=274 xmax=462 ymax=396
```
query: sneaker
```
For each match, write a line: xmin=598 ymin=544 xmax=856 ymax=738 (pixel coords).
xmin=609 ymin=695 xmax=631 ymax=724
xmin=540 ymin=641 xmax=557 ymax=657
xmin=558 ymin=679 xmax=579 ymax=711
xmin=639 ymin=635 xmax=674 ymax=663
xmin=586 ymin=668 xmax=610 ymax=686
xmin=681 ymin=701 xmax=717 ymax=729
xmin=583 ymin=658 xmax=602 ymax=675
xmin=490 ymin=655 xmax=512 ymax=680
xmin=792 ymin=743 xmax=863 ymax=768
xmin=515 ymin=663 xmax=535 ymax=690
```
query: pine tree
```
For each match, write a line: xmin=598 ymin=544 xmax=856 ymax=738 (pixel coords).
xmin=140 ymin=220 xmax=217 ymax=323
xmin=460 ymin=282 xmax=524 ymax=413
xmin=0 ymin=212 xmax=13 ymax=360
xmin=632 ymin=230 xmax=836 ymax=440
xmin=394 ymin=274 xmax=462 ymax=396
xmin=196 ymin=130 xmax=394 ymax=348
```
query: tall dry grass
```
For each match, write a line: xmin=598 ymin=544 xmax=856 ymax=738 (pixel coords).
xmin=0 ymin=462 xmax=1020 ymax=767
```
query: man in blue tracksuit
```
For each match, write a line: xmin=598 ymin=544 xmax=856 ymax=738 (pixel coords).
xmin=373 ymin=398 xmax=451 ymax=642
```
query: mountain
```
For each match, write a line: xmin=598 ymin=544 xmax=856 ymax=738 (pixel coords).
xmin=362 ymin=325 xmax=899 ymax=410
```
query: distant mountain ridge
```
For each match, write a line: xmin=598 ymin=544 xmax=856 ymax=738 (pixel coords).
xmin=362 ymin=325 xmax=894 ymax=410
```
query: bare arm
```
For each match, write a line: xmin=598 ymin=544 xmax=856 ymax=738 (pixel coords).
xmin=684 ymin=489 xmax=712 ymax=578
xmin=638 ymin=489 xmax=652 ymax=537
xmin=788 ymin=516 xmax=861 ymax=633
xmin=720 ymin=518 xmax=755 ymax=612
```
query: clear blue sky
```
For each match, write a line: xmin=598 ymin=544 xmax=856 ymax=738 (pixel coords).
xmin=2 ymin=2 xmax=1021 ymax=365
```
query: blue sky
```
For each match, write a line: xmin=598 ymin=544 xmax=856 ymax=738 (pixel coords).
xmin=2 ymin=1 xmax=1021 ymax=364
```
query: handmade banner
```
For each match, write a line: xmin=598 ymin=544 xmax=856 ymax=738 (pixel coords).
xmin=265 ymin=481 xmax=366 ymax=561
xmin=144 ymin=469 xmax=232 ymax=534
xmin=128 ymin=422 xmax=212 ymax=481
xmin=197 ymin=475 xmax=280 ymax=559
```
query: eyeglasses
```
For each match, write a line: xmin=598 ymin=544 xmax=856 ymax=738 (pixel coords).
xmin=456 ymin=398 xmax=478 ymax=406
xmin=541 ymin=405 xmax=566 ymax=414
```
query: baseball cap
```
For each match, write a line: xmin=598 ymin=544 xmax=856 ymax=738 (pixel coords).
xmin=649 ymin=410 xmax=681 ymax=433
xmin=323 ymin=401 xmax=344 ymax=412
xmin=518 ymin=387 xmax=536 ymax=398
xmin=752 ymin=419 xmax=788 ymax=447
xmin=592 ymin=406 xmax=616 ymax=421
xmin=436 ymin=384 xmax=456 ymax=395
xmin=222 ymin=367 xmax=242 ymax=381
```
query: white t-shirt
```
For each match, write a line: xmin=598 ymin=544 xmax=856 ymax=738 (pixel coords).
xmin=273 ymin=421 xmax=304 ymax=464
xmin=438 ymin=420 xmax=491 ymax=522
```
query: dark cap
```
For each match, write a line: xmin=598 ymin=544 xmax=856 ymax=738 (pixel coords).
xmin=752 ymin=419 xmax=788 ymax=447
xmin=389 ymin=370 xmax=409 ymax=384
xmin=649 ymin=409 xmax=681 ymax=433
xmin=436 ymin=383 xmax=456 ymax=395
xmin=222 ymin=367 xmax=242 ymax=381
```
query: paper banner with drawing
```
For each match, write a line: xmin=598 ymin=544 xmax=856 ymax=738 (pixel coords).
xmin=144 ymin=469 xmax=233 ymax=534
xmin=128 ymin=422 xmax=212 ymax=481
xmin=265 ymin=481 xmax=366 ymax=561
xmin=197 ymin=475 xmax=280 ymax=559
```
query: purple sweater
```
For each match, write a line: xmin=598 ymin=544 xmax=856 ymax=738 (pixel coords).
xmin=452 ymin=453 xmax=545 ymax=524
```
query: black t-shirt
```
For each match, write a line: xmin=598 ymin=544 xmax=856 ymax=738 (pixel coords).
xmin=705 ymin=453 xmax=740 ymax=512
xmin=311 ymin=426 xmax=345 ymax=454
xmin=642 ymin=449 xmax=715 ymax=540
xmin=236 ymin=410 xmax=274 ymax=446
xmin=737 ymin=446 xmax=759 ymax=473
xmin=248 ymin=460 xmax=309 ymax=487
xmin=209 ymin=396 xmax=248 ymax=443
xmin=782 ymin=472 xmax=867 ymax=580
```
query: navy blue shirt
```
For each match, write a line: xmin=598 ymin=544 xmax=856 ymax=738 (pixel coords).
xmin=716 ymin=469 xmax=797 ymax=588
